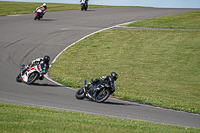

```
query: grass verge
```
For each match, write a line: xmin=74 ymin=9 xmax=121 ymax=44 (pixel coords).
xmin=49 ymin=29 xmax=200 ymax=113
xmin=126 ymin=11 xmax=200 ymax=29
xmin=0 ymin=1 xmax=113 ymax=16
xmin=1 ymin=103 xmax=199 ymax=132
xmin=0 ymin=1 xmax=199 ymax=131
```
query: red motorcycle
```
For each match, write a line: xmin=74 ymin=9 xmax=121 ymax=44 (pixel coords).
xmin=34 ymin=7 xmax=46 ymax=20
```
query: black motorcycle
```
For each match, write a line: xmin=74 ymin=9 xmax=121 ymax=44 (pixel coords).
xmin=81 ymin=1 xmax=88 ymax=11
xmin=75 ymin=79 xmax=115 ymax=103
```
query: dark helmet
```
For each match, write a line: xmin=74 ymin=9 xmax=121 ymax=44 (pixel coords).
xmin=110 ymin=72 xmax=118 ymax=81
xmin=43 ymin=55 xmax=50 ymax=64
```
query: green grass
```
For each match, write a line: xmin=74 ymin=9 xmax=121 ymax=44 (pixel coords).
xmin=0 ymin=1 xmax=113 ymax=16
xmin=49 ymin=29 xmax=200 ymax=113
xmin=1 ymin=103 xmax=199 ymax=133
xmin=126 ymin=11 xmax=200 ymax=29
xmin=1 ymin=1 xmax=200 ymax=131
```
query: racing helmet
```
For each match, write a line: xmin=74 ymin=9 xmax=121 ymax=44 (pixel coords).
xmin=43 ymin=55 xmax=50 ymax=64
xmin=43 ymin=3 xmax=47 ymax=8
xmin=110 ymin=72 xmax=118 ymax=81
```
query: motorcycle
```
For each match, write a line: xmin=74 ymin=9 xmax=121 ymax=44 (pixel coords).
xmin=16 ymin=64 xmax=44 ymax=85
xmin=75 ymin=79 xmax=115 ymax=103
xmin=81 ymin=1 xmax=88 ymax=11
xmin=34 ymin=7 xmax=46 ymax=20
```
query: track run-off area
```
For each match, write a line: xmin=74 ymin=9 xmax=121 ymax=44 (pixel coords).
xmin=0 ymin=7 xmax=199 ymax=128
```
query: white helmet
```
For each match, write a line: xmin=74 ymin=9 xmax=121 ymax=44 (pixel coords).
xmin=43 ymin=3 xmax=46 ymax=6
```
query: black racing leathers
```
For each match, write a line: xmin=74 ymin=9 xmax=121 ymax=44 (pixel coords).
xmin=86 ymin=76 xmax=116 ymax=98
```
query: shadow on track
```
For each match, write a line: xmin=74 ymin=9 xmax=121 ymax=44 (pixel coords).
xmin=103 ymin=101 xmax=139 ymax=106
xmin=39 ymin=19 xmax=57 ymax=21
xmin=31 ymin=83 xmax=60 ymax=87
xmin=85 ymin=9 xmax=96 ymax=11
xmin=82 ymin=99 xmax=138 ymax=106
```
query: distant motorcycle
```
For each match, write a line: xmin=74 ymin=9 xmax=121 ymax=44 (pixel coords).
xmin=16 ymin=64 xmax=44 ymax=85
xmin=34 ymin=7 xmax=46 ymax=20
xmin=81 ymin=0 xmax=88 ymax=11
xmin=75 ymin=79 xmax=115 ymax=103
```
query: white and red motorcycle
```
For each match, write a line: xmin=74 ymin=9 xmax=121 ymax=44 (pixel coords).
xmin=34 ymin=7 xmax=46 ymax=20
xmin=16 ymin=64 xmax=44 ymax=85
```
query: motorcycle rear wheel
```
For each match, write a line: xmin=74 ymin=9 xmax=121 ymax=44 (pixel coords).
xmin=75 ymin=87 xmax=85 ymax=100
xmin=26 ymin=72 xmax=39 ymax=85
xmin=95 ymin=89 xmax=110 ymax=103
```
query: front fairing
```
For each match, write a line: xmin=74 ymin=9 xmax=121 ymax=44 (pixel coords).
xmin=36 ymin=9 xmax=42 ymax=13
xmin=21 ymin=65 xmax=41 ymax=82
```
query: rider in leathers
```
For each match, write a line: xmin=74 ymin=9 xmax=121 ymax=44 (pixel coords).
xmin=85 ymin=72 xmax=118 ymax=99
xmin=27 ymin=55 xmax=50 ymax=79
xmin=35 ymin=3 xmax=47 ymax=17
xmin=80 ymin=0 xmax=88 ymax=7
xmin=80 ymin=0 xmax=88 ymax=4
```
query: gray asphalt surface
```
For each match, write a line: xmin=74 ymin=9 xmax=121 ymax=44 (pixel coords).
xmin=0 ymin=7 xmax=199 ymax=128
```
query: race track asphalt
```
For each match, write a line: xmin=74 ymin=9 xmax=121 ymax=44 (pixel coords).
xmin=0 ymin=7 xmax=199 ymax=128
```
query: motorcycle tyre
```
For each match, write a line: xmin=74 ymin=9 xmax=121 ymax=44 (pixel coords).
xmin=26 ymin=72 xmax=39 ymax=85
xmin=75 ymin=87 xmax=85 ymax=100
xmin=16 ymin=73 xmax=22 ymax=82
xmin=34 ymin=14 xmax=40 ymax=20
xmin=34 ymin=15 xmax=38 ymax=20
xmin=95 ymin=89 xmax=110 ymax=103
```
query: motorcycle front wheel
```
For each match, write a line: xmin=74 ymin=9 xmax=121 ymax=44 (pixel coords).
xmin=75 ymin=87 xmax=85 ymax=100
xmin=81 ymin=6 xmax=84 ymax=11
xmin=16 ymin=73 xmax=22 ymax=82
xmin=95 ymin=89 xmax=110 ymax=103
xmin=34 ymin=14 xmax=40 ymax=20
xmin=26 ymin=72 xmax=39 ymax=85
xmin=34 ymin=15 xmax=37 ymax=20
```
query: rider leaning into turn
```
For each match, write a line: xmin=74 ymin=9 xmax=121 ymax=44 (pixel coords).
xmin=35 ymin=3 xmax=47 ymax=15
xmin=86 ymin=72 xmax=118 ymax=97
xmin=28 ymin=55 xmax=50 ymax=77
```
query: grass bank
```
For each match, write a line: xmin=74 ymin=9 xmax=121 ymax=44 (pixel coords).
xmin=1 ymin=103 xmax=199 ymax=132
xmin=126 ymin=11 xmax=200 ymax=29
xmin=0 ymin=1 xmax=113 ymax=16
